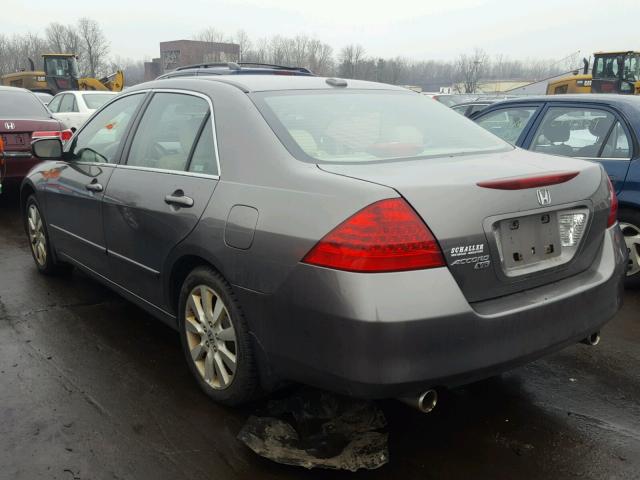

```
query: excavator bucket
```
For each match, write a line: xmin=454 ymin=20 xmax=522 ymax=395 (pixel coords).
xmin=78 ymin=70 xmax=125 ymax=92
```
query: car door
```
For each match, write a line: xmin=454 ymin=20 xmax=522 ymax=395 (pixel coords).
xmin=43 ymin=92 xmax=146 ymax=275
xmin=523 ymin=104 xmax=633 ymax=192
xmin=102 ymin=90 xmax=219 ymax=307
xmin=474 ymin=104 xmax=543 ymax=145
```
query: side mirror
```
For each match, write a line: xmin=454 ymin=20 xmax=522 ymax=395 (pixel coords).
xmin=32 ymin=138 xmax=63 ymax=160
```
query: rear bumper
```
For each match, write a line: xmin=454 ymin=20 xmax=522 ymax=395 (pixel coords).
xmin=236 ymin=226 xmax=627 ymax=399
xmin=1 ymin=152 xmax=39 ymax=182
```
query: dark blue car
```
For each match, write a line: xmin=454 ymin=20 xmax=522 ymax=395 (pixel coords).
xmin=473 ymin=94 xmax=640 ymax=284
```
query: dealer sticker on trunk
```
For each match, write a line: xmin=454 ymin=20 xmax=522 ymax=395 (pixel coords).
xmin=449 ymin=244 xmax=491 ymax=270
xmin=450 ymin=244 xmax=484 ymax=257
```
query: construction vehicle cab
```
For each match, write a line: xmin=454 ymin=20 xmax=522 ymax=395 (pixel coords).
xmin=548 ymin=51 xmax=640 ymax=95
xmin=591 ymin=51 xmax=640 ymax=94
xmin=0 ymin=53 xmax=124 ymax=95
xmin=43 ymin=54 xmax=80 ymax=93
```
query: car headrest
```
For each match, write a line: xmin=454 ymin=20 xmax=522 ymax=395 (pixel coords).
xmin=544 ymin=122 xmax=570 ymax=143
xmin=588 ymin=117 xmax=612 ymax=137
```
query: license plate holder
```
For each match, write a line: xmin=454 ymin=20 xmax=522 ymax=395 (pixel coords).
xmin=498 ymin=212 xmax=561 ymax=271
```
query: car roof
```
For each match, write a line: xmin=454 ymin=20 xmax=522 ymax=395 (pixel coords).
xmin=490 ymin=94 xmax=640 ymax=108
xmin=53 ymin=90 xmax=118 ymax=95
xmin=0 ymin=85 xmax=30 ymax=93
xmin=157 ymin=62 xmax=314 ymax=80
xmin=134 ymin=74 xmax=410 ymax=93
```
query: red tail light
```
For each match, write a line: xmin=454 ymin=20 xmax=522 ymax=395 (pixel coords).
xmin=32 ymin=129 xmax=73 ymax=142
xmin=477 ymin=171 xmax=579 ymax=190
xmin=302 ymin=198 xmax=445 ymax=273
xmin=607 ymin=176 xmax=618 ymax=228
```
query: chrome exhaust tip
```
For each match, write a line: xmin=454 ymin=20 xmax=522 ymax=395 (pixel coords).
xmin=581 ymin=331 xmax=601 ymax=346
xmin=399 ymin=389 xmax=438 ymax=413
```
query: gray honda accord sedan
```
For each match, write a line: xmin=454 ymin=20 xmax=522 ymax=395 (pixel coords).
xmin=22 ymin=75 xmax=627 ymax=408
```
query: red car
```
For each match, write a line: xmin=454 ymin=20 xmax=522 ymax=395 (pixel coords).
xmin=0 ymin=86 xmax=71 ymax=193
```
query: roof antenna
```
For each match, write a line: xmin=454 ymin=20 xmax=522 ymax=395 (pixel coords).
xmin=228 ymin=62 xmax=241 ymax=71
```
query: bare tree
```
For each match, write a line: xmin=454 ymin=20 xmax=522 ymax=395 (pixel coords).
xmin=455 ymin=48 xmax=488 ymax=93
xmin=339 ymin=44 xmax=365 ymax=79
xmin=77 ymin=17 xmax=110 ymax=77
xmin=234 ymin=29 xmax=252 ymax=62
xmin=194 ymin=28 xmax=228 ymax=43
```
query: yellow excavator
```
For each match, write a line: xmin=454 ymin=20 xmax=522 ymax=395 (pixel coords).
xmin=547 ymin=51 xmax=640 ymax=95
xmin=1 ymin=53 xmax=124 ymax=95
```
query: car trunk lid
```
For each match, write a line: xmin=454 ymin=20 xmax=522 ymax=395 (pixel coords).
xmin=0 ymin=118 xmax=61 ymax=152
xmin=318 ymin=148 xmax=610 ymax=303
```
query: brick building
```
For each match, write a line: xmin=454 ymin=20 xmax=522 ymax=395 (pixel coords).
xmin=144 ymin=39 xmax=240 ymax=81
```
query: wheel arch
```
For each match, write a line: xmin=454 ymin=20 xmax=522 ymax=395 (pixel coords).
xmin=165 ymin=250 xmax=227 ymax=316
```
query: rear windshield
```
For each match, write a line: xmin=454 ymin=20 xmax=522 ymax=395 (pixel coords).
xmin=0 ymin=90 xmax=50 ymax=118
xmin=253 ymin=90 xmax=511 ymax=163
xmin=83 ymin=93 xmax=115 ymax=110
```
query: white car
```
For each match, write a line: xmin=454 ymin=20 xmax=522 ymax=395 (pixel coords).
xmin=47 ymin=91 xmax=118 ymax=131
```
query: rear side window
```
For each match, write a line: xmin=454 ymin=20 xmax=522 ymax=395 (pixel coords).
xmin=48 ymin=95 xmax=62 ymax=113
xmin=127 ymin=92 xmax=209 ymax=172
xmin=0 ymin=90 xmax=49 ymax=117
xmin=68 ymin=93 xmax=143 ymax=164
xmin=530 ymin=107 xmax=615 ymax=158
xmin=188 ymin=120 xmax=218 ymax=175
xmin=254 ymin=91 xmax=510 ymax=163
xmin=601 ymin=122 xmax=632 ymax=159
xmin=476 ymin=107 xmax=538 ymax=144
xmin=59 ymin=94 xmax=77 ymax=113
xmin=83 ymin=94 xmax=115 ymax=110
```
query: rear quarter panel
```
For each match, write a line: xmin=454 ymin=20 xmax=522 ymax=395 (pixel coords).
xmin=163 ymin=80 xmax=396 ymax=301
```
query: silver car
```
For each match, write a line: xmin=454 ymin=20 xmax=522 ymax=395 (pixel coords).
xmin=22 ymin=75 xmax=627 ymax=408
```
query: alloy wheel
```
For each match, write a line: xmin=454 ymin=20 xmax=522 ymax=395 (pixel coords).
xmin=619 ymin=221 xmax=640 ymax=276
xmin=184 ymin=285 xmax=237 ymax=389
xmin=27 ymin=204 xmax=47 ymax=267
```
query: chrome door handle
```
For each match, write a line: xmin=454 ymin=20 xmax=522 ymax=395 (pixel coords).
xmin=85 ymin=182 xmax=103 ymax=192
xmin=164 ymin=193 xmax=194 ymax=208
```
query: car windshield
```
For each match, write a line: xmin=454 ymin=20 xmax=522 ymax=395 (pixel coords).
xmin=254 ymin=90 xmax=510 ymax=163
xmin=0 ymin=90 xmax=50 ymax=117
xmin=83 ymin=94 xmax=115 ymax=110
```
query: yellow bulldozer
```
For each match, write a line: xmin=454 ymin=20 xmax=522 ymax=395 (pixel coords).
xmin=547 ymin=51 xmax=640 ymax=95
xmin=1 ymin=53 xmax=124 ymax=95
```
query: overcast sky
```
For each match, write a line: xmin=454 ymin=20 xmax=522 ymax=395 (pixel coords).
xmin=5 ymin=0 xmax=639 ymax=63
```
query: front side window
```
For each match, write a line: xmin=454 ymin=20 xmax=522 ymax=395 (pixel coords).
xmin=531 ymin=107 xmax=615 ymax=158
xmin=127 ymin=92 xmax=209 ymax=172
xmin=67 ymin=93 xmax=144 ymax=164
xmin=476 ymin=107 xmax=538 ymax=144
xmin=254 ymin=91 xmax=510 ymax=163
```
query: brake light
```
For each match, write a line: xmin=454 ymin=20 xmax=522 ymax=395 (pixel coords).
xmin=302 ymin=198 xmax=445 ymax=273
xmin=477 ymin=171 xmax=579 ymax=190
xmin=32 ymin=129 xmax=73 ymax=142
xmin=607 ymin=176 xmax=618 ymax=228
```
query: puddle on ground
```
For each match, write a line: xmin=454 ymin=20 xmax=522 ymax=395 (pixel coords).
xmin=238 ymin=388 xmax=389 ymax=471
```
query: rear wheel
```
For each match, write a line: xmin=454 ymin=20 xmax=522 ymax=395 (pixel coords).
xmin=24 ymin=195 xmax=69 ymax=275
xmin=178 ymin=267 xmax=259 ymax=405
xmin=618 ymin=208 xmax=640 ymax=287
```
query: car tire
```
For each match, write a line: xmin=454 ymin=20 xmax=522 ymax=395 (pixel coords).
xmin=24 ymin=195 xmax=70 ymax=275
xmin=178 ymin=266 xmax=260 ymax=406
xmin=618 ymin=208 xmax=640 ymax=287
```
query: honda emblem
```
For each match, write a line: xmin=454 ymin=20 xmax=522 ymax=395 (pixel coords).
xmin=536 ymin=188 xmax=551 ymax=206
xmin=4 ymin=121 xmax=15 ymax=130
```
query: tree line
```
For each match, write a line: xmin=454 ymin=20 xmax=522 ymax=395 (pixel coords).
xmin=0 ymin=20 xmax=580 ymax=91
